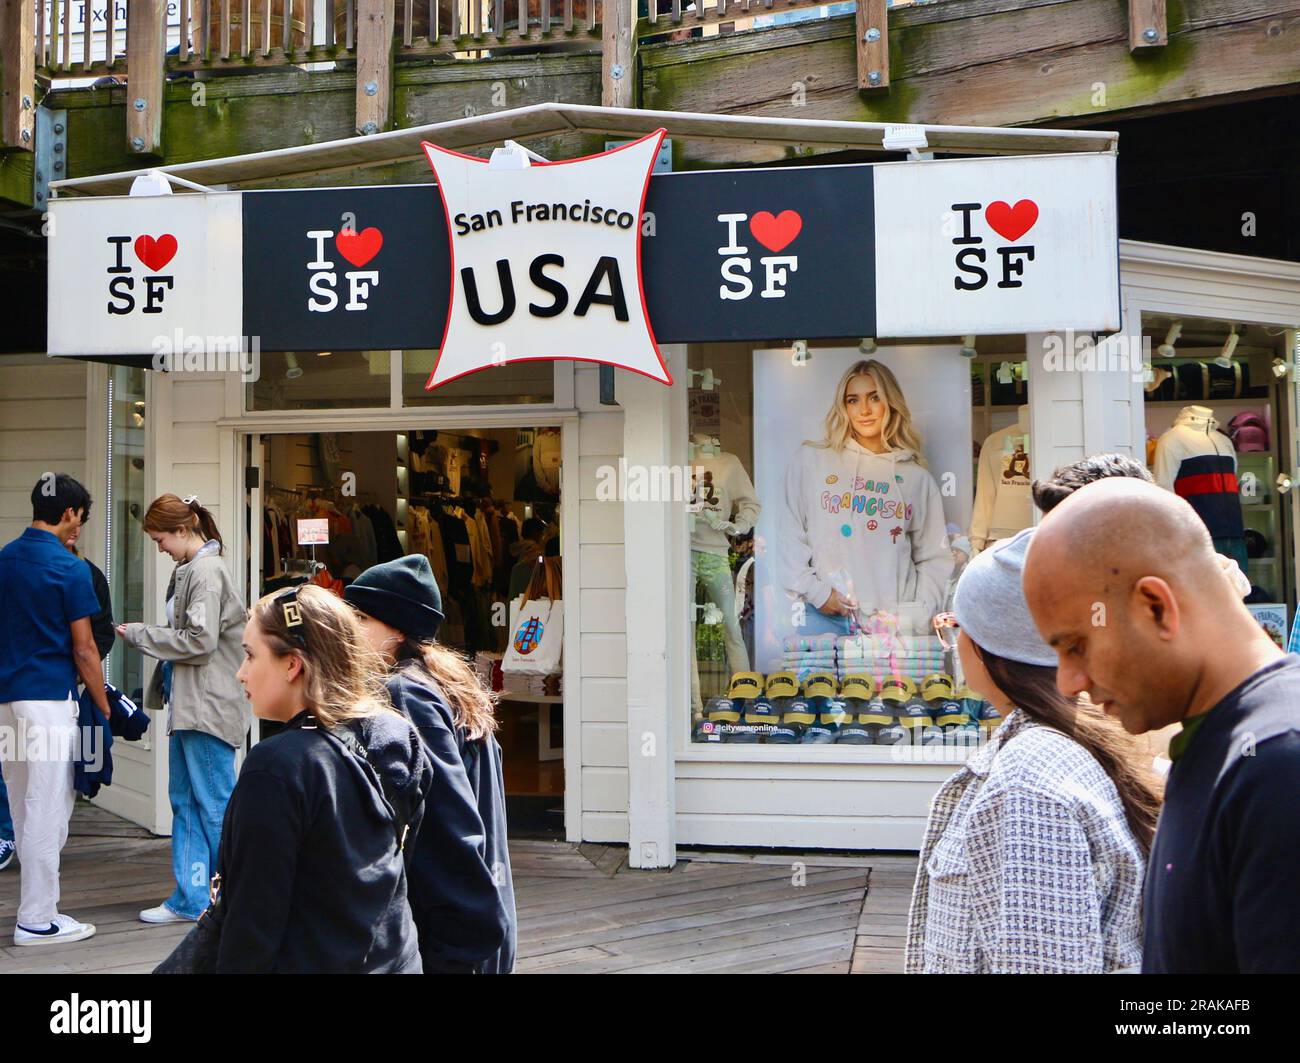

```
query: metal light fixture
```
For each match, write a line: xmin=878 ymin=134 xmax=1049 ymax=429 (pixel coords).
xmin=1156 ymin=320 xmax=1182 ymax=358
xmin=858 ymin=336 xmax=877 ymax=355
xmin=1272 ymin=358 xmax=1289 ymax=379
xmin=1277 ymin=472 xmax=1294 ymax=495
xmin=792 ymin=339 xmax=810 ymax=365
xmin=959 ymin=335 xmax=977 ymax=359
xmin=284 ymin=352 xmax=304 ymax=379
xmin=1214 ymin=326 xmax=1240 ymax=369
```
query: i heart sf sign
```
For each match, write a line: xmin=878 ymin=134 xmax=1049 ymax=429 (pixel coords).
xmin=717 ymin=207 xmax=804 ymax=302
xmin=335 ymin=226 xmax=384 ymax=268
xmin=134 ymin=234 xmax=178 ymax=272
xmin=984 ymin=199 xmax=1038 ymax=242
xmin=749 ymin=210 xmax=803 ymax=253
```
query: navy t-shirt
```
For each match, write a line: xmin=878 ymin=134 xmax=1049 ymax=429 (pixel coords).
xmin=0 ymin=527 xmax=101 ymax=702
xmin=1143 ymin=654 xmax=1300 ymax=973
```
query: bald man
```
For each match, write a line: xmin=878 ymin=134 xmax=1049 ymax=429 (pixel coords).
xmin=1023 ymin=477 xmax=1300 ymax=973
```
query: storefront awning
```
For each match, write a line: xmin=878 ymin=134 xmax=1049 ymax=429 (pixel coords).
xmin=48 ymin=102 xmax=1119 ymax=198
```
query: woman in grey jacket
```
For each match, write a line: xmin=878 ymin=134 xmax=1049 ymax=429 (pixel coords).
xmin=117 ymin=494 xmax=248 ymax=925
xmin=906 ymin=529 xmax=1163 ymax=973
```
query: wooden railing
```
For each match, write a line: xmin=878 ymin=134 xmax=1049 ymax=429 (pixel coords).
xmin=0 ymin=0 xmax=1169 ymax=160
xmin=28 ymin=0 xmax=856 ymax=77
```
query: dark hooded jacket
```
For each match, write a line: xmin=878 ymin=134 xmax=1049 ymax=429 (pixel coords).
xmin=214 ymin=708 xmax=433 ymax=973
xmin=386 ymin=661 xmax=517 ymax=973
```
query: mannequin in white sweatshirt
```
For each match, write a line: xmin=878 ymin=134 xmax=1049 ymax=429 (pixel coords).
xmin=970 ymin=405 xmax=1033 ymax=553
xmin=778 ymin=359 xmax=953 ymax=636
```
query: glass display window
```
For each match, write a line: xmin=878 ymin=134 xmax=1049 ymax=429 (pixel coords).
xmin=685 ymin=339 xmax=1030 ymax=753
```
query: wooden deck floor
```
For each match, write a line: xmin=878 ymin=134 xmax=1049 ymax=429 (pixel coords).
xmin=0 ymin=803 xmax=915 ymax=974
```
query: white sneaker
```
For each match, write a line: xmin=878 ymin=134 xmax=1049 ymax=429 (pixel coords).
xmin=139 ymin=904 xmax=194 ymax=925
xmin=14 ymin=913 xmax=97 ymax=946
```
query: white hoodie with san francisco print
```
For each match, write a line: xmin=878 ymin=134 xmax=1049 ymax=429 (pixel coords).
xmin=777 ymin=439 xmax=953 ymax=630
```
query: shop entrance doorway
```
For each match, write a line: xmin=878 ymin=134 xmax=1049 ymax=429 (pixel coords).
xmin=242 ymin=423 xmax=567 ymax=838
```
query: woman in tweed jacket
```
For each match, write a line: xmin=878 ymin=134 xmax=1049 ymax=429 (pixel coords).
xmin=906 ymin=529 xmax=1162 ymax=973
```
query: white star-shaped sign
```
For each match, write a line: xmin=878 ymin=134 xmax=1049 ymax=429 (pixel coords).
xmin=421 ymin=130 xmax=671 ymax=389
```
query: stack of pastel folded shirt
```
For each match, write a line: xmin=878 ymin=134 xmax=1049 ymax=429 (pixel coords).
xmin=837 ymin=633 xmax=947 ymax=685
xmin=781 ymin=633 xmax=838 ymax=683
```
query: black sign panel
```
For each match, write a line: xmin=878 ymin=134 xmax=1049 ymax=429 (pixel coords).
xmin=242 ymin=185 xmax=449 ymax=352
xmin=641 ymin=164 xmax=876 ymax=343
xmin=240 ymin=167 xmax=875 ymax=351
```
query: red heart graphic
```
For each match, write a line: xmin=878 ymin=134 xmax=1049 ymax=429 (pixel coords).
xmin=748 ymin=210 xmax=802 ymax=253
xmin=985 ymin=200 xmax=1039 ymax=242
xmin=335 ymin=226 xmax=384 ymax=268
xmin=134 ymin=234 xmax=177 ymax=272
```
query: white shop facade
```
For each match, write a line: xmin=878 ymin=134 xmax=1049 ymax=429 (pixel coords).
xmin=39 ymin=105 xmax=1300 ymax=866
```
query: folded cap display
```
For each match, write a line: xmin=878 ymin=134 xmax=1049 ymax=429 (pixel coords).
xmin=920 ymin=673 xmax=955 ymax=702
xmin=802 ymin=722 xmax=839 ymax=744
xmin=765 ymin=672 xmax=799 ymax=699
xmin=897 ymin=697 xmax=934 ymax=728
xmin=858 ymin=696 xmax=894 ymax=725
xmin=767 ymin=725 xmax=803 ymax=744
xmin=839 ymin=674 xmax=876 ymax=701
xmin=728 ymin=672 xmax=764 ymax=701
xmin=933 ymin=698 xmax=967 ymax=727
xmin=1228 ymin=411 xmax=1269 ymax=453
xmin=879 ymin=675 xmax=917 ymax=703
xmin=783 ymin=698 xmax=817 ymax=725
xmin=875 ymin=722 xmax=907 ymax=745
xmin=838 ymin=722 xmax=875 ymax=745
xmin=803 ymin=673 xmax=837 ymax=698
xmin=819 ymin=699 xmax=850 ymax=723
xmin=744 ymin=696 xmax=780 ymax=723
xmin=705 ymin=696 xmax=741 ymax=723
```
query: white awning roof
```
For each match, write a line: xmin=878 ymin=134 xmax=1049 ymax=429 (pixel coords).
xmin=49 ymin=101 xmax=1119 ymax=197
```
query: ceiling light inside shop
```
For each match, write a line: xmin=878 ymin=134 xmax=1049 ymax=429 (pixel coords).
xmin=1157 ymin=321 xmax=1182 ymax=358
xmin=858 ymin=337 xmax=877 ymax=355
xmin=1214 ymin=327 xmax=1240 ymax=369
xmin=959 ymin=335 xmax=977 ymax=358
xmin=284 ymin=352 xmax=304 ymax=379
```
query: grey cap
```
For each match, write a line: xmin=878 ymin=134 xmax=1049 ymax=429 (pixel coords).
xmin=952 ymin=527 xmax=1057 ymax=668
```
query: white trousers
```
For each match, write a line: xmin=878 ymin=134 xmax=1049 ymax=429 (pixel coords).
xmin=0 ymin=698 xmax=78 ymax=927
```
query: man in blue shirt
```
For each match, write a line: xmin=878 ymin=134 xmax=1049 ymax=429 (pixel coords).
xmin=0 ymin=474 xmax=110 ymax=947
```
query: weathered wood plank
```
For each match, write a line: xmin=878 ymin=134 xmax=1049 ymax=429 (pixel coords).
xmin=1130 ymin=0 xmax=1168 ymax=49
xmin=125 ymin=0 xmax=167 ymax=154
xmin=602 ymin=0 xmax=635 ymax=107
xmin=356 ymin=0 xmax=396 ymax=134
xmin=855 ymin=0 xmax=888 ymax=91
xmin=1 ymin=0 xmax=37 ymax=151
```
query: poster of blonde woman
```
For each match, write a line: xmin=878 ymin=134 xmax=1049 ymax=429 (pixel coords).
xmin=751 ymin=349 xmax=972 ymax=674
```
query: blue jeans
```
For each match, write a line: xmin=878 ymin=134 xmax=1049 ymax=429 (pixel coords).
xmin=0 ymin=765 xmax=12 ymax=842
xmin=165 ymin=730 xmax=236 ymax=918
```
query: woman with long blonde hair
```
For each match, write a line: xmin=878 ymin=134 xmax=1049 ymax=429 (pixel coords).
xmin=345 ymin=555 xmax=516 ymax=974
xmin=777 ymin=358 xmax=952 ymax=636
xmin=212 ymin=584 xmax=432 ymax=972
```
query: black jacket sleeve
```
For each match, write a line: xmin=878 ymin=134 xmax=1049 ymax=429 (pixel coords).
xmin=86 ymin=559 xmax=115 ymax=661
xmin=390 ymin=676 xmax=509 ymax=967
xmin=1221 ymin=733 xmax=1300 ymax=972
xmin=215 ymin=769 xmax=303 ymax=974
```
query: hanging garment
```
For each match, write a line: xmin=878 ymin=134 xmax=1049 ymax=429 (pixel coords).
xmin=364 ymin=505 xmax=404 ymax=563
xmin=970 ymin=423 xmax=1033 ymax=549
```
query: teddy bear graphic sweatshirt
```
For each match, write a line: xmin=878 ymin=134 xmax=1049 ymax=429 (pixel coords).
xmin=777 ymin=439 xmax=953 ymax=630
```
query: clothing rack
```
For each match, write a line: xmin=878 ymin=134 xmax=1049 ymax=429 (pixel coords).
xmin=409 ymin=429 xmax=500 ymax=456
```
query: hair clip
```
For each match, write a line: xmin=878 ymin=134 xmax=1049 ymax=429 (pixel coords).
xmin=182 ymin=495 xmax=201 ymax=506
xmin=275 ymin=588 xmax=308 ymax=648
